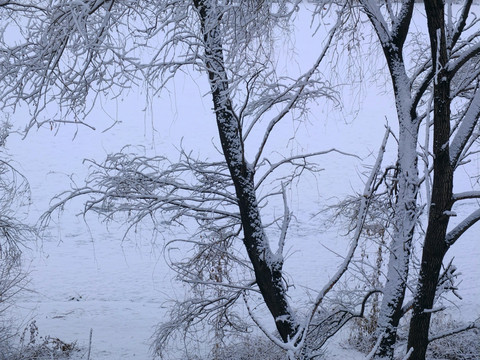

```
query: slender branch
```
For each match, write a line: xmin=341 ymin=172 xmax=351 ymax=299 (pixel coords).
xmin=276 ymin=183 xmax=291 ymax=259
xmin=449 ymin=0 xmax=474 ymax=50
xmin=445 ymin=208 xmax=480 ymax=247
xmin=252 ymin=7 xmax=344 ymax=169
xmin=450 ymin=85 xmax=480 ymax=167
xmin=255 ymin=149 xmax=359 ymax=190
xmin=297 ymin=127 xmax=390 ymax=349
xmin=452 ymin=191 xmax=480 ymax=202
xmin=428 ymin=321 xmax=478 ymax=343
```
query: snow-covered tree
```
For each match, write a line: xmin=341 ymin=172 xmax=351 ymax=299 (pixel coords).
xmin=407 ymin=1 xmax=480 ymax=359
xmin=353 ymin=1 xmax=480 ymax=358
xmin=2 ymin=1 xmax=479 ymax=359
xmin=0 ymin=0 xmax=377 ymax=357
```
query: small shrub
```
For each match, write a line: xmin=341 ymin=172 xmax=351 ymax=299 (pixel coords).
xmin=427 ymin=315 xmax=480 ymax=360
xmin=213 ymin=335 xmax=286 ymax=360
xmin=347 ymin=316 xmax=378 ymax=353
xmin=6 ymin=320 xmax=80 ymax=360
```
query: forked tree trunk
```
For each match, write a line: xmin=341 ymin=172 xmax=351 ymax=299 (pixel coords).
xmin=359 ymin=2 xmax=420 ymax=357
xmin=193 ymin=0 xmax=298 ymax=343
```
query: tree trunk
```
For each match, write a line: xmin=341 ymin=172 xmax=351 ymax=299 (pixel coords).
xmin=374 ymin=115 xmax=419 ymax=360
xmin=358 ymin=4 xmax=421 ymax=357
xmin=193 ymin=0 xmax=298 ymax=343
xmin=407 ymin=2 xmax=453 ymax=359
xmin=365 ymin=12 xmax=419 ymax=356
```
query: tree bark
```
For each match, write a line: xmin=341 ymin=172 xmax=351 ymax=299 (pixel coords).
xmin=407 ymin=2 xmax=453 ymax=359
xmin=360 ymin=2 xmax=419 ymax=357
xmin=193 ymin=0 xmax=298 ymax=343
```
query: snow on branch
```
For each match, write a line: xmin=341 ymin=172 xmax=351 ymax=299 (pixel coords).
xmin=449 ymin=85 xmax=480 ymax=167
xmin=445 ymin=208 xmax=480 ymax=247
xmin=40 ymin=147 xmax=241 ymax=238
xmin=0 ymin=0 xmax=124 ymax=129
xmin=359 ymin=1 xmax=392 ymax=45
xmin=452 ymin=191 xmax=480 ymax=202
xmin=447 ymin=41 xmax=480 ymax=78
xmin=447 ymin=0 xmax=474 ymax=51
xmin=428 ymin=320 xmax=478 ymax=343
xmin=291 ymin=127 xmax=391 ymax=353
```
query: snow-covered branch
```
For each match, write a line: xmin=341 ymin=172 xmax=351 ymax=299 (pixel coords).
xmin=292 ymin=127 xmax=391 ymax=353
xmin=448 ymin=0 xmax=474 ymax=51
xmin=428 ymin=320 xmax=478 ymax=343
xmin=445 ymin=208 xmax=480 ymax=247
xmin=452 ymin=191 xmax=480 ymax=202
xmin=449 ymin=86 xmax=480 ymax=167
xmin=40 ymin=148 xmax=241 ymax=239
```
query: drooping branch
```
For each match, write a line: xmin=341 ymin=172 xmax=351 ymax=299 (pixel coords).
xmin=40 ymin=148 xmax=241 ymax=238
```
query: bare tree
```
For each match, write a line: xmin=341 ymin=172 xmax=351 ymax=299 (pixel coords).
xmin=5 ymin=1 xmax=479 ymax=359
xmin=407 ymin=1 xmax=480 ymax=359
xmin=352 ymin=1 xmax=480 ymax=358
xmin=353 ymin=2 xmax=422 ymax=356
xmin=1 ymin=0 xmax=376 ymax=358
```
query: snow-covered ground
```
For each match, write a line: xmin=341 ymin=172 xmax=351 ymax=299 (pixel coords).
xmin=4 ymin=3 xmax=480 ymax=359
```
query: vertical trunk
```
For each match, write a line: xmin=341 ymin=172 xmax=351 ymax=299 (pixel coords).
xmin=374 ymin=46 xmax=419 ymax=360
xmin=358 ymin=4 xmax=420 ymax=356
xmin=407 ymin=2 xmax=452 ymax=359
xmin=193 ymin=0 xmax=298 ymax=343
xmin=375 ymin=109 xmax=419 ymax=360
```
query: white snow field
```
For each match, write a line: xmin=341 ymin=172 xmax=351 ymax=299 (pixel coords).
xmin=4 ymin=3 xmax=480 ymax=359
